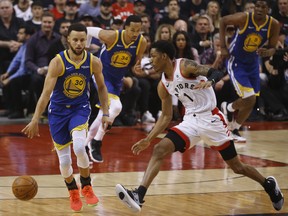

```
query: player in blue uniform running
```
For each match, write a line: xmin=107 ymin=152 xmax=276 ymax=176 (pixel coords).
xmin=219 ymin=0 xmax=280 ymax=142
xmin=22 ymin=23 xmax=109 ymax=212
xmin=85 ymin=15 xmax=147 ymax=163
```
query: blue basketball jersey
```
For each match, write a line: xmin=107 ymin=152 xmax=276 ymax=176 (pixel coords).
xmin=50 ymin=50 xmax=93 ymax=107
xmin=229 ymin=12 xmax=273 ymax=64
xmin=99 ymin=30 xmax=143 ymax=96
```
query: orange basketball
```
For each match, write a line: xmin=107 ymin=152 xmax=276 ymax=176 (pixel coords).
xmin=12 ymin=175 xmax=38 ymax=201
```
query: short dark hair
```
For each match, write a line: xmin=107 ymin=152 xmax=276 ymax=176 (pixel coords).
xmin=256 ymin=0 xmax=271 ymax=7
xmin=151 ymin=40 xmax=176 ymax=60
xmin=23 ymin=25 xmax=35 ymax=35
xmin=68 ymin=23 xmax=87 ymax=35
xmin=124 ymin=15 xmax=142 ymax=27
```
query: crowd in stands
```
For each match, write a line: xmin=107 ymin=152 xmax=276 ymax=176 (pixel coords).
xmin=0 ymin=0 xmax=288 ymax=123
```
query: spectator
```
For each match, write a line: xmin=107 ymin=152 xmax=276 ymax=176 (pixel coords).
xmin=159 ymin=0 xmax=187 ymax=26
xmin=187 ymin=0 xmax=207 ymax=24
xmin=191 ymin=15 xmax=213 ymax=55
xmin=110 ymin=18 xmax=124 ymax=30
xmin=78 ymin=0 xmax=100 ymax=18
xmin=140 ymin=13 xmax=155 ymax=42
xmin=53 ymin=0 xmax=79 ymax=33
xmin=47 ymin=20 xmax=71 ymax=62
xmin=133 ymin=0 xmax=146 ymax=16
xmin=145 ymin=0 xmax=168 ymax=30
xmin=95 ymin=0 xmax=113 ymax=29
xmin=154 ymin=23 xmax=175 ymax=42
xmin=50 ymin=0 xmax=66 ymax=20
xmin=112 ymin=0 xmax=134 ymax=21
xmin=244 ymin=0 xmax=255 ymax=12
xmin=271 ymin=0 xmax=288 ymax=36
xmin=221 ymin=0 xmax=246 ymax=17
xmin=0 ymin=26 xmax=35 ymax=118
xmin=0 ymin=0 xmax=24 ymax=75
xmin=25 ymin=1 xmax=44 ymax=32
xmin=25 ymin=12 xmax=61 ymax=113
xmin=13 ymin=0 xmax=33 ymax=21
xmin=205 ymin=0 xmax=221 ymax=34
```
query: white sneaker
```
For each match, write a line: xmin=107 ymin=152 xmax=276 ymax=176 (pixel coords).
xmin=232 ymin=129 xmax=246 ymax=143
xmin=142 ymin=111 xmax=155 ymax=123
xmin=115 ymin=184 xmax=143 ymax=212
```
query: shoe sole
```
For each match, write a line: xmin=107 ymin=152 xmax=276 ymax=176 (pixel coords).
xmin=234 ymin=139 xmax=246 ymax=143
xmin=267 ymin=176 xmax=284 ymax=211
xmin=72 ymin=206 xmax=83 ymax=212
xmin=115 ymin=184 xmax=141 ymax=212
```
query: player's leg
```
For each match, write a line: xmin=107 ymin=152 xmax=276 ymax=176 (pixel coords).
xmin=116 ymin=129 xmax=185 ymax=212
xmin=219 ymin=141 xmax=284 ymax=211
xmin=90 ymin=97 xmax=122 ymax=162
xmin=72 ymin=129 xmax=99 ymax=206
xmin=56 ymin=146 xmax=83 ymax=212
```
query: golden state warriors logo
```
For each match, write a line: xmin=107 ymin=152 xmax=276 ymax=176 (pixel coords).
xmin=63 ymin=73 xmax=86 ymax=98
xmin=243 ymin=33 xmax=263 ymax=52
xmin=111 ymin=51 xmax=132 ymax=68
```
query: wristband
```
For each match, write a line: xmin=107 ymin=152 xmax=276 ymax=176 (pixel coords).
xmin=103 ymin=114 xmax=109 ymax=117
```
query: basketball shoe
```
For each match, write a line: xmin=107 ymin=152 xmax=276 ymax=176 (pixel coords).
xmin=264 ymin=176 xmax=284 ymax=211
xmin=115 ymin=184 xmax=144 ymax=212
xmin=89 ymin=139 xmax=103 ymax=163
xmin=232 ymin=129 xmax=246 ymax=143
xmin=69 ymin=189 xmax=83 ymax=212
xmin=81 ymin=185 xmax=99 ymax=206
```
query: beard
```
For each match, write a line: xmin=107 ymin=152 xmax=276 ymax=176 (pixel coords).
xmin=69 ymin=46 xmax=84 ymax=56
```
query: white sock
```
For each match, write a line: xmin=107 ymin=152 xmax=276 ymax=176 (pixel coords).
xmin=233 ymin=121 xmax=241 ymax=130
xmin=227 ymin=103 xmax=235 ymax=112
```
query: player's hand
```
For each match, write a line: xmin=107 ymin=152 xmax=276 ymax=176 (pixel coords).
xmin=133 ymin=60 xmax=145 ymax=77
xmin=102 ymin=116 xmax=111 ymax=132
xmin=21 ymin=120 xmax=40 ymax=139
xmin=131 ymin=138 xmax=150 ymax=155
xmin=220 ymin=47 xmax=229 ymax=59
xmin=193 ymin=80 xmax=212 ymax=89
xmin=257 ymin=48 xmax=275 ymax=57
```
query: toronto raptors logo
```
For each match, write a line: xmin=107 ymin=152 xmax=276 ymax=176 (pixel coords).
xmin=63 ymin=73 xmax=86 ymax=98
xmin=111 ymin=51 xmax=132 ymax=68
xmin=243 ymin=33 xmax=263 ymax=52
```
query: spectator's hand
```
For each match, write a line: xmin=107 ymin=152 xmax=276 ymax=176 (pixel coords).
xmin=283 ymin=52 xmax=288 ymax=62
xmin=21 ymin=120 xmax=40 ymax=139
xmin=220 ymin=47 xmax=229 ymax=59
xmin=202 ymin=40 xmax=212 ymax=47
xmin=131 ymin=138 xmax=150 ymax=155
xmin=0 ymin=72 xmax=9 ymax=82
xmin=9 ymin=40 xmax=22 ymax=52
xmin=265 ymin=60 xmax=278 ymax=75
xmin=37 ymin=66 xmax=48 ymax=75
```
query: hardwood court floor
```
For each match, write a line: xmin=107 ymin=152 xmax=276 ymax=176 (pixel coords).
xmin=0 ymin=119 xmax=288 ymax=216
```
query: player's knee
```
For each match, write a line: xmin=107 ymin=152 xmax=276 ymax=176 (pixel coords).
xmin=152 ymin=142 xmax=171 ymax=159
xmin=110 ymin=99 xmax=122 ymax=117
xmin=59 ymin=154 xmax=73 ymax=178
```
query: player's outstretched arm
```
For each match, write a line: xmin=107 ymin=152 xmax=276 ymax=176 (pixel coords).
xmin=22 ymin=56 xmax=61 ymax=138
xmin=91 ymin=55 xmax=110 ymax=130
xmin=132 ymin=82 xmax=172 ymax=155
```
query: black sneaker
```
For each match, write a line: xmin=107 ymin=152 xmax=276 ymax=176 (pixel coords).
xmin=221 ymin=101 xmax=233 ymax=122
xmin=85 ymin=146 xmax=93 ymax=169
xmin=264 ymin=176 xmax=284 ymax=211
xmin=115 ymin=184 xmax=144 ymax=212
xmin=89 ymin=140 xmax=103 ymax=163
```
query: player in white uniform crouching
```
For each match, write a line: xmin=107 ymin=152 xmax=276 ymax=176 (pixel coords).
xmin=115 ymin=40 xmax=284 ymax=213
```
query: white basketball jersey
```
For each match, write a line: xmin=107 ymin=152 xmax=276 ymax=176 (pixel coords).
xmin=161 ymin=58 xmax=217 ymax=115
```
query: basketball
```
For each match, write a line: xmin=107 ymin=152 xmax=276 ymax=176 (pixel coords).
xmin=12 ymin=175 xmax=38 ymax=201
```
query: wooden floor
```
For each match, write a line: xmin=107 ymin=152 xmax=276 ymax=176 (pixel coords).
xmin=1 ymin=117 xmax=288 ymax=216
